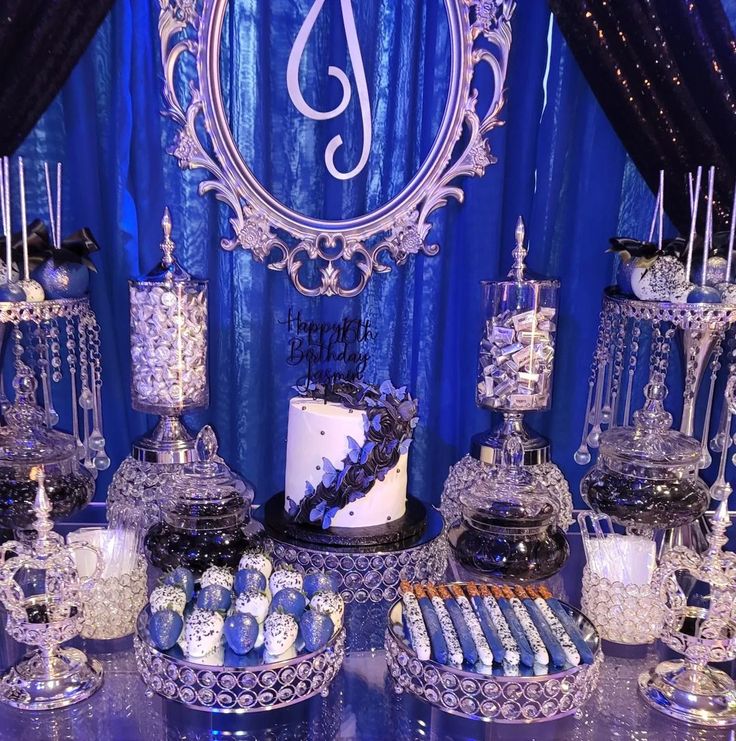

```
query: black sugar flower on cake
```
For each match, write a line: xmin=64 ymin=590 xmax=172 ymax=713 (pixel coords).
xmin=286 ymin=379 xmax=419 ymax=529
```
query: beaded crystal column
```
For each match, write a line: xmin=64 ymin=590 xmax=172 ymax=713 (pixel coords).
xmin=442 ymin=218 xmax=573 ymax=532
xmin=107 ymin=208 xmax=208 ymax=536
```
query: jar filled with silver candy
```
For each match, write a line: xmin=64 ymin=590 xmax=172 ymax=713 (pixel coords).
xmin=477 ymin=218 xmax=559 ymax=413
xmin=129 ymin=207 xmax=208 ymax=416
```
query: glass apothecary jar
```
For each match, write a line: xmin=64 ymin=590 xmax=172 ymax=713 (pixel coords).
xmin=0 ymin=376 xmax=94 ymax=530
xmin=477 ymin=220 xmax=559 ymax=413
xmin=448 ymin=436 xmax=569 ymax=580
xmin=580 ymin=382 xmax=709 ymax=531
xmin=129 ymin=208 xmax=208 ymax=416
xmin=144 ymin=426 xmax=255 ymax=573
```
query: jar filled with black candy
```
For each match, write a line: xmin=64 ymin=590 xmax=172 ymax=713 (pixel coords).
xmin=0 ymin=374 xmax=94 ymax=531
xmin=448 ymin=435 xmax=569 ymax=580
xmin=144 ymin=425 xmax=255 ymax=573
xmin=580 ymin=380 xmax=709 ymax=532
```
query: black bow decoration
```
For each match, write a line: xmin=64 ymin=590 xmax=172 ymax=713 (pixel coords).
xmin=9 ymin=219 xmax=99 ymax=271
xmin=608 ymin=236 xmax=689 ymax=261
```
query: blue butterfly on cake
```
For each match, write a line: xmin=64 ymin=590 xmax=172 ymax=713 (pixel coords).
xmin=612 ymin=166 xmax=736 ymax=305
xmin=284 ymin=379 xmax=419 ymax=530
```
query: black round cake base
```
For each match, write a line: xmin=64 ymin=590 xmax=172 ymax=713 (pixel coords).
xmin=263 ymin=492 xmax=427 ymax=548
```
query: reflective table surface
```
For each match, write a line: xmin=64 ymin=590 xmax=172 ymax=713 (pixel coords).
xmin=0 ymin=533 xmax=733 ymax=740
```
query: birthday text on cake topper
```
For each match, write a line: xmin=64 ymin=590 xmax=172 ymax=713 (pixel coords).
xmin=279 ymin=307 xmax=377 ymax=386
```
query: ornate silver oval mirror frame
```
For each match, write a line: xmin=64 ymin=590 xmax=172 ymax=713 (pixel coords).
xmin=160 ymin=0 xmax=515 ymax=297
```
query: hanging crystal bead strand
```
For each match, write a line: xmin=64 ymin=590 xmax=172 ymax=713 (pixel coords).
xmin=86 ymin=316 xmax=109 ymax=471
xmin=622 ymin=319 xmax=641 ymax=427
xmin=65 ymin=316 xmax=83 ymax=457
xmin=710 ymin=377 xmax=734 ymax=502
xmin=77 ymin=318 xmax=94 ymax=471
xmin=608 ymin=313 xmax=627 ymax=427
xmin=711 ymin=331 xmax=736 ymax=453
xmin=574 ymin=307 xmax=608 ymax=464
xmin=35 ymin=320 xmax=59 ymax=428
xmin=699 ymin=331 xmax=724 ymax=469
xmin=587 ymin=304 xmax=615 ymax=448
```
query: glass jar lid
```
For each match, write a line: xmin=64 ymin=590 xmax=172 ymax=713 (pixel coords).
xmin=459 ymin=435 xmax=559 ymax=529
xmin=599 ymin=381 xmax=700 ymax=470
xmin=161 ymin=425 xmax=254 ymax=530
xmin=130 ymin=207 xmax=203 ymax=285
xmin=0 ymin=373 xmax=79 ymax=466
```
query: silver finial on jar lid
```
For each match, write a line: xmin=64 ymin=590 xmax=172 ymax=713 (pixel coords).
xmin=509 ymin=215 xmax=527 ymax=281
xmin=160 ymin=207 xmax=175 ymax=268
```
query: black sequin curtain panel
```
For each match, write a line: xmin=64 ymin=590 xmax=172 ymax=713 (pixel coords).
xmin=0 ymin=0 xmax=115 ymax=155
xmin=549 ymin=0 xmax=736 ymax=234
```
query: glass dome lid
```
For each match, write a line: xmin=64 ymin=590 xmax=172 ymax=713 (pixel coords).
xmin=0 ymin=373 xmax=78 ymax=466
xmin=161 ymin=425 xmax=254 ymax=529
xmin=460 ymin=435 xmax=559 ymax=527
xmin=599 ymin=381 xmax=701 ymax=468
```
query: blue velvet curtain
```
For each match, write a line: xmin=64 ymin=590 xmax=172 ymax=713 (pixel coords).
xmin=13 ymin=1 xmax=651 ymax=516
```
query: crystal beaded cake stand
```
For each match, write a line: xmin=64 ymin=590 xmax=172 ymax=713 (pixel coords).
xmin=265 ymin=508 xmax=448 ymax=650
xmin=135 ymin=609 xmax=346 ymax=712
xmin=385 ymin=591 xmax=603 ymax=723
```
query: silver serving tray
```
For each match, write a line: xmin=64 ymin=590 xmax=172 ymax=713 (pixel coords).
xmin=384 ymin=585 xmax=603 ymax=724
xmin=134 ymin=608 xmax=345 ymax=713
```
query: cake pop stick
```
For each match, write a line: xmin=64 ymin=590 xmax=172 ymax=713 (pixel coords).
xmin=501 ymin=586 xmax=548 ymax=666
xmin=657 ymin=169 xmax=664 ymax=252
xmin=56 ymin=162 xmax=62 ymax=251
xmin=413 ymin=584 xmax=448 ymax=665
xmin=18 ymin=157 xmax=28 ymax=281
xmin=425 ymin=584 xmax=463 ymax=666
xmin=522 ymin=587 xmax=580 ymax=667
xmin=3 ymin=158 xmax=10 ymax=283
xmin=684 ymin=166 xmax=702 ymax=284
xmin=44 ymin=162 xmax=57 ymax=247
xmin=399 ymin=581 xmax=430 ymax=660
xmin=726 ymin=182 xmax=736 ymax=283
xmin=449 ymin=584 xmax=494 ymax=665
xmin=702 ymin=166 xmax=715 ymax=287
xmin=647 ymin=186 xmax=661 ymax=243
xmin=537 ymin=586 xmax=596 ymax=664
xmin=478 ymin=584 xmax=519 ymax=666
xmin=437 ymin=584 xmax=478 ymax=665
xmin=490 ymin=585 xmax=534 ymax=667
xmin=466 ymin=583 xmax=506 ymax=663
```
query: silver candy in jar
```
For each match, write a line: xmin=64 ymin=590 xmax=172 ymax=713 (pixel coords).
xmin=129 ymin=208 xmax=208 ymax=415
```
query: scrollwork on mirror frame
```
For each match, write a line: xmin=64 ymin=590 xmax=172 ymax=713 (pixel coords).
xmin=159 ymin=0 xmax=515 ymax=297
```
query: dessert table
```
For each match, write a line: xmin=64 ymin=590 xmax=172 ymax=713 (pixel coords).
xmin=0 ymin=531 xmax=731 ymax=741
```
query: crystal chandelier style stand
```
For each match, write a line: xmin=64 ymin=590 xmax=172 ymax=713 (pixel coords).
xmin=107 ymin=208 xmax=209 ymax=535
xmin=442 ymin=218 xmax=572 ymax=530
xmin=638 ymin=373 xmax=736 ymax=726
xmin=0 ymin=471 xmax=103 ymax=710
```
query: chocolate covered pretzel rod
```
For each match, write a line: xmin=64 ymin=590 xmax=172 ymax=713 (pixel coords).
xmin=524 ymin=586 xmax=580 ymax=667
xmin=491 ymin=585 xmax=534 ymax=667
xmin=400 ymin=581 xmax=430 ymax=660
xmin=514 ymin=586 xmax=568 ymax=667
xmin=450 ymin=585 xmax=494 ymax=665
xmin=478 ymin=584 xmax=520 ymax=666
xmin=538 ymin=586 xmax=595 ymax=665
xmin=414 ymin=585 xmax=448 ymax=665
xmin=425 ymin=584 xmax=464 ymax=665
xmin=437 ymin=585 xmax=478 ymax=664
xmin=501 ymin=586 xmax=548 ymax=666
xmin=467 ymin=583 xmax=506 ymax=663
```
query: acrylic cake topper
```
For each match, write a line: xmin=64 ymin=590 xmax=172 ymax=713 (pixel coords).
xmin=159 ymin=0 xmax=514 ymax=297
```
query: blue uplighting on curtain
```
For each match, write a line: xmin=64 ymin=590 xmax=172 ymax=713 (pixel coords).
xmin=14 ymin=1 xmax=652 ymax=515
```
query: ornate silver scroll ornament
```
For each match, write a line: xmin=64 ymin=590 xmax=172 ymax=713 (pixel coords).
xmin=159 ymin=0 xmax=515 ymax=297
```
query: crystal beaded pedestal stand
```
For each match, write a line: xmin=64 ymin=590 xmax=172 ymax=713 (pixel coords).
xmin=575 ymin=290 xmax=736 ymax=550
xmin=266 ymin=508 xmax=448 ymax=650
xmin=581 ymin=565 xmax=665 ymax=645
xmin=0 ymin=296 xmax=110 ymax=472
xmin=385 ymin=593 xmax=603 ymax=723
xmin=0 ymin=473 xmax=103 ymax=710
xmin=108 ymin=208 xmax=208 ymax=536
xmin=134 ymin=609 xmax=345 ymax=712
xmin=443 ymin=218 xmax=572 ymax=530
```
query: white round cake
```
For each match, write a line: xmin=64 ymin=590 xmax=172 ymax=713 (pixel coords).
xmin=284 ymin=396 xmax=408 ymax=529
